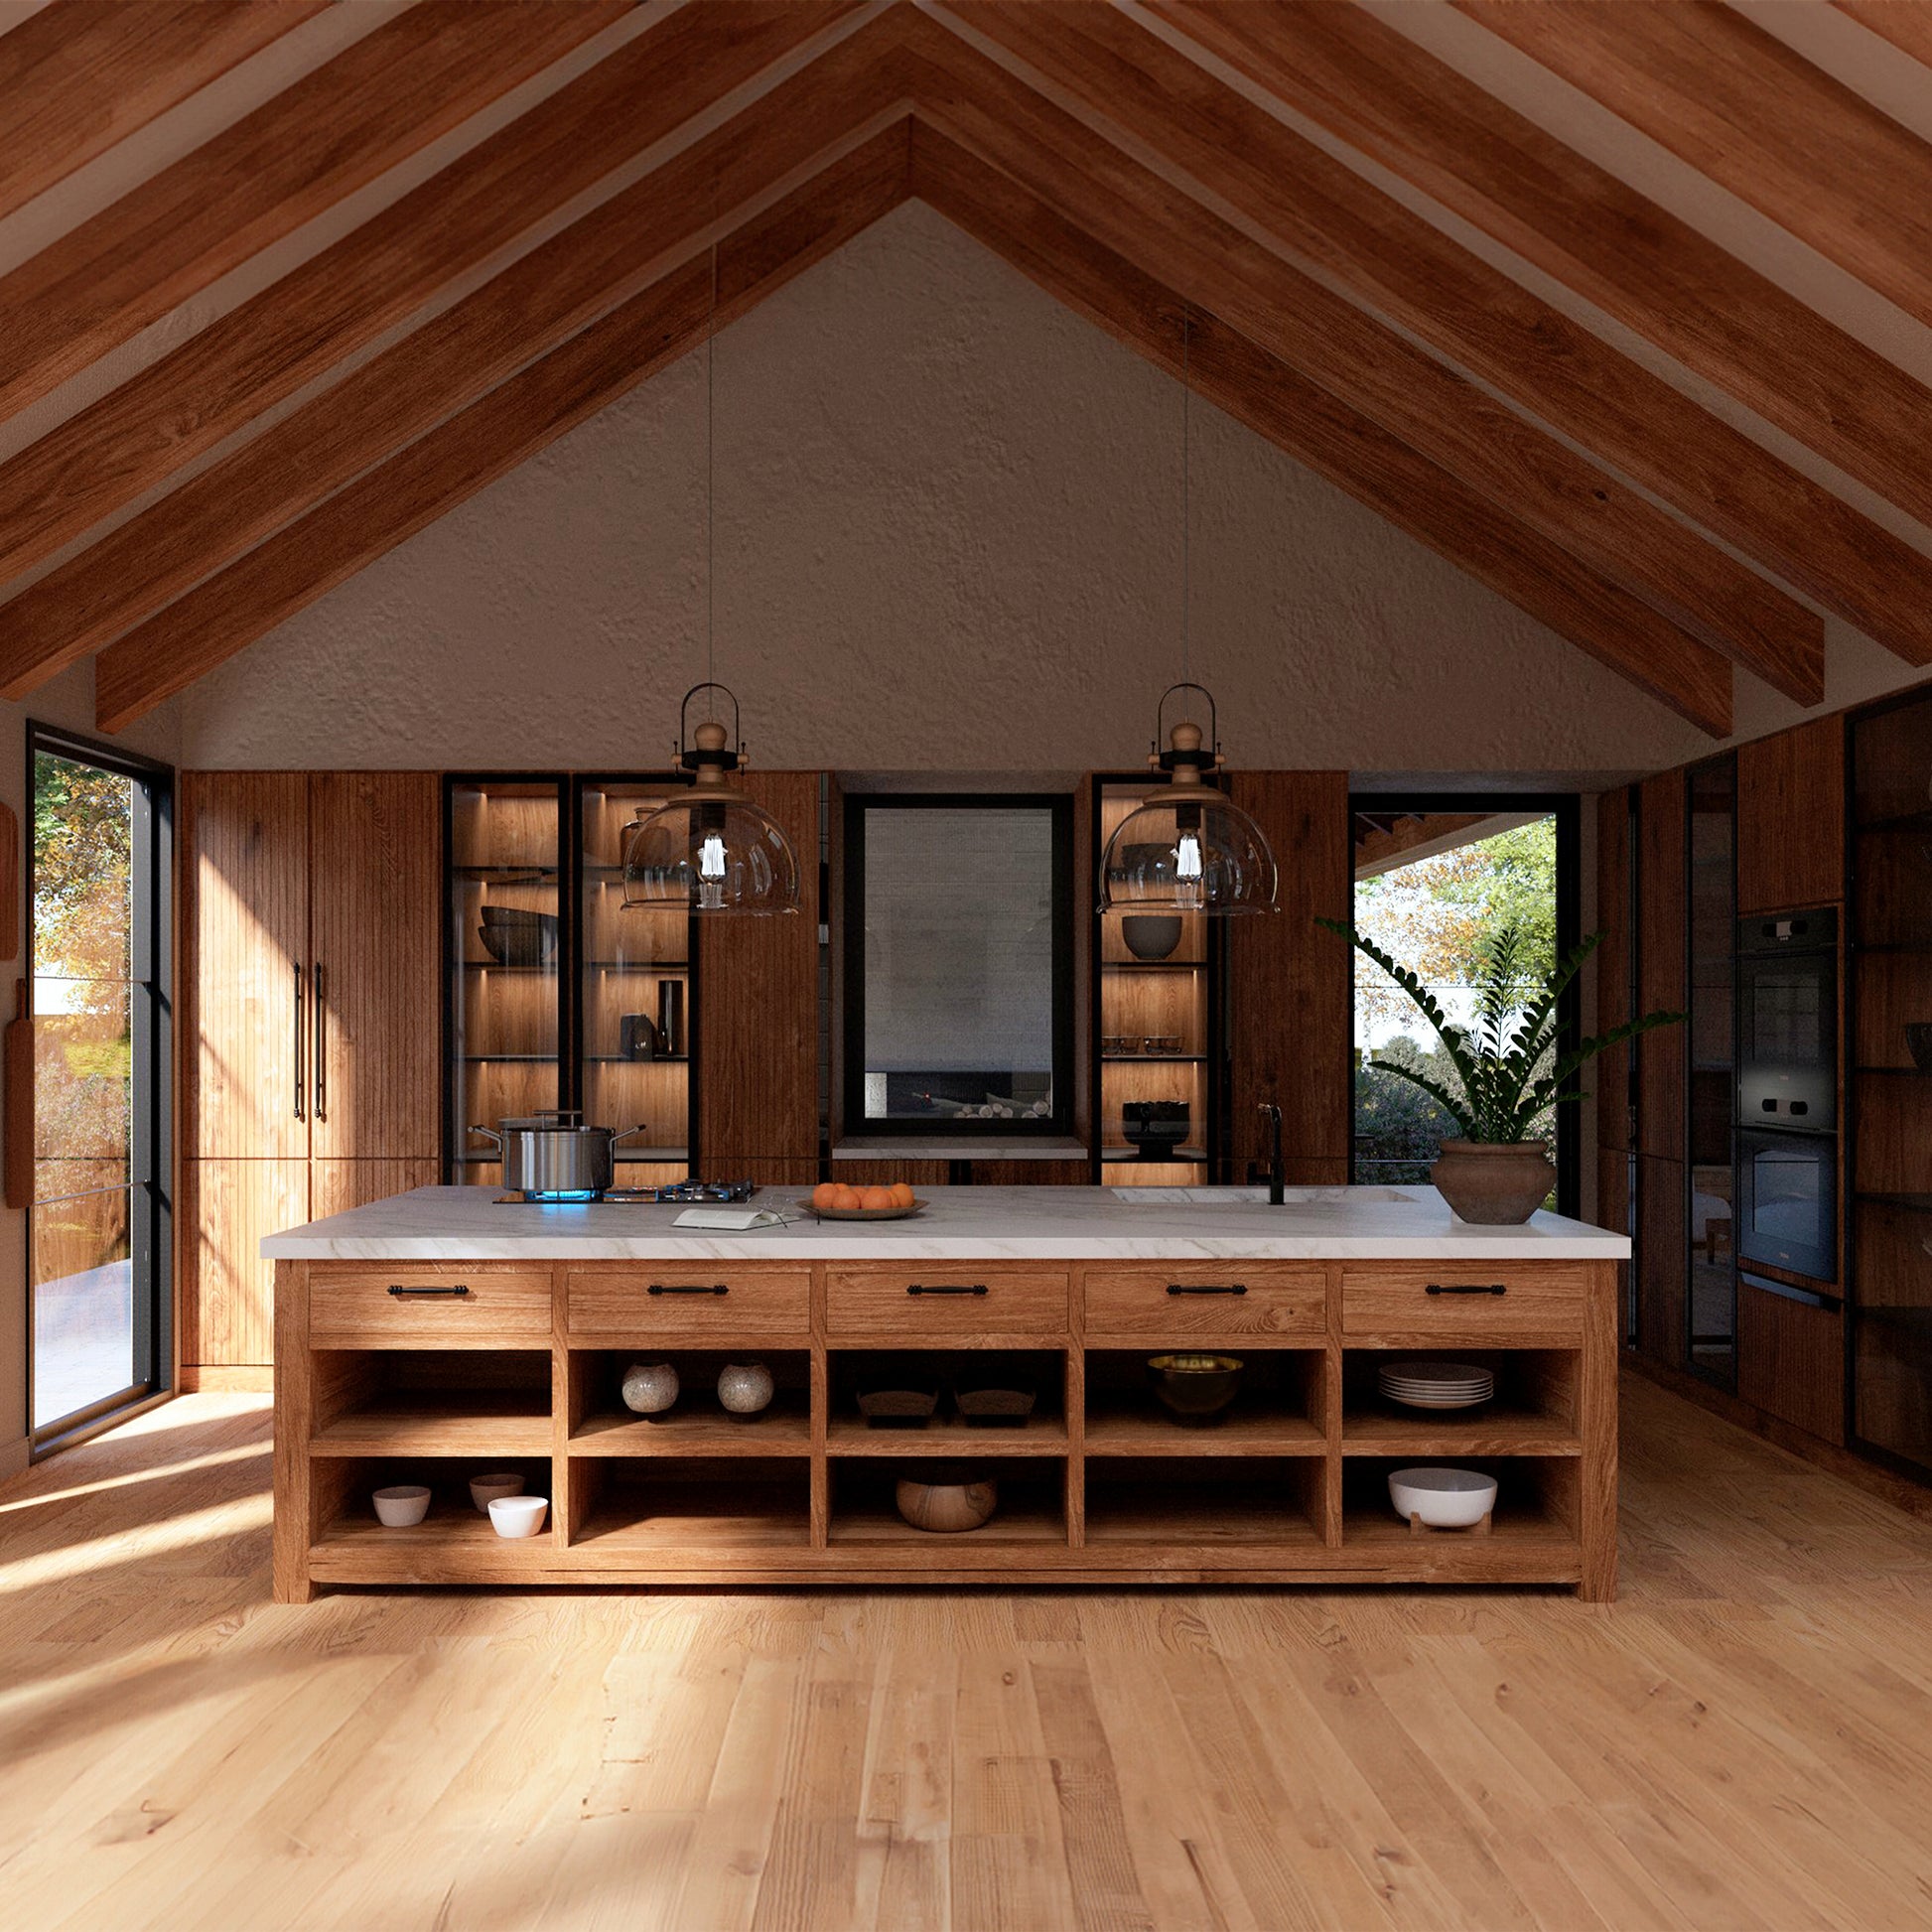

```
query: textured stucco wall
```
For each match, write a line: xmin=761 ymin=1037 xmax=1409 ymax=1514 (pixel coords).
xmin=1 ymin=669 xmax=179 ymax=1473
xmin=178 ymin=203 xmax=1749 ymax=778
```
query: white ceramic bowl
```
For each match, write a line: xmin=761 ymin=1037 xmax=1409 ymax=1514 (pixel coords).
xmin=487 ymin=1494 xmax=549 ymax=1539
xmin=1388 ymin=1466 xmax=1497 ymax=1529
xmin=372 ymin=1484 xmax=431 ymax=1528
xmin=469 ymin=1472 xmax=525 ymax=1512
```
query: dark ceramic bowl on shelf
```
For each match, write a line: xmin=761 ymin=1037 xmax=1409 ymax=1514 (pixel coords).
xmin=953 ymin=1383 xmax=1036 ymax=1428
xmin=856 ymin=1382 xmax=940 ymax=1429
xmin=1148 ymin=1353 xmax=1243 ymax=1422
xmin=1906 ymin=1023 xmax=1932 ymax=1071
xmin=1122 ymin=1099 xmax=1189 ymax=1156
xmin=479 ymin=918 xmax=558 ymax=966
xmin=1121 ymin=915 xmax=1182 ymax=961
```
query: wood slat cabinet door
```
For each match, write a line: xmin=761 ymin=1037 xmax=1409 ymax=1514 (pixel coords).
xmin=183 ymin=773 xmax=309 ymax=1159
xmin=1637 ymin=770 xmax=1687 ymax=1162
xmin=181 ymin=1159 xmax=308 ymax=1367
xmin=309 ymin=772 xmax=440 ymax=1160
xmin=1737 ymin=718 xmax=1844 ymax=914
xmin=1737 ymin=1277 xmax=1844 ymax=1445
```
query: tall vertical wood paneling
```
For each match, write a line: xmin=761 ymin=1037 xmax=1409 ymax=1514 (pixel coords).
xmin=1594 ymin=785 xmax=1634 ymax=1154
xmin=1636 ymin=1151 xmax=1686 ymax=1369
xmin=182 ymin=772 xmax=308 ymax=1158
xmin=180 ymin=1157 xmax=308 ymax=1368
xmin=1637 ymin=769 xmax=1687 ymax=1163
xmin=309 ymin=771 xmax=440 ymax=1159
xmin=1228 ymin=771 xmax=1350 ymax=1181
xmin=1736 ymin=717 xmax=1845 ymax=913
xmin=1737 ymin=1280 xmax=1845 ymax=1445
xmin=697 ymin=771 xmax=821 ymax=1176
xmin=1071 ymin=772 xmax=1093 ymax=1156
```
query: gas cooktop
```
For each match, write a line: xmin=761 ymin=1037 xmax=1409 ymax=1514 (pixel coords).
xmin=493 ymin=1179 xmax=759 ymax=1205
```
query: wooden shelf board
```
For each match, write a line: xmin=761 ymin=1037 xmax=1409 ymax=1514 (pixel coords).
xmin=1083 ymin=1503 xmax=1321 ymax=1547
xmin=1100 ymin=961 xmax=1206 ymax=972
xmin=827 ymin=1500 xmax=1067 ymax=1546
xmin=1340 ymin=1407 xmax=1581 ymax=1456
xmin=1083 ymin=1402 xmax=1323 ymax=1456
xmin=311 ymin=1510 xmax=555 ymax=1575
xmin=575 ymin=1487 xmax=809 ymax=1554
xmin=1342 ymin=1510 xmax=1578 ymax=1550
xmin=571 ymin=1401 xmax=810 ymax=1455
xmin=1101 ymin=1054 xmax=1207 ymax=1064
xmin=826 ymin=1415 xmax=1068 ymax=1456
xmin=311 ymin=1394 xmax=551 ymax=1457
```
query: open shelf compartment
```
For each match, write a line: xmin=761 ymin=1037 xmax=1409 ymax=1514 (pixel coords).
xmin=1083 ymin=1346 xmax=1324 ymax=1454
xmin=310 ymin=1348 xmax=552 ymax=1456
xmin=826 ymin=1348 xmax=1069 ymax=1454
xmin=1340 ymin=1347 xmax=1581 ymax=1455
xmin=310 ymin=1452 xmax=558 ymax=1560
xmin=568 ymin=1348 xmax=810 ymax=1455
xmin=826 ymin=1456 xmax=1069 ymax=1546
xmin=569 ymin=1455 xmax=810 ymax=1553
xmin=1340 ymin=1455 xmax=1581 ymax=1548
xmin=1084 ymin=1455 xmax=1321 ymax=1546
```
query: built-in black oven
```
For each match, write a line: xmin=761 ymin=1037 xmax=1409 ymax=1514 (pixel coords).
xmin=1735 ymin=908 xmax=1836 ymax=1131
xmin=1734 ymin=1124 xmax=1837 ymax=1283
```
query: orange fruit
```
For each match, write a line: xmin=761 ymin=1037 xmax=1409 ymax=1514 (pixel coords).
xmin=889 ymin=1181 xmax=915 ymax=1208
xmin=860 ymin=1184 xmax=897 ymax=1210
xmin=829 ymin=1184 xmax=863 ymax=1211
xmin=811 ymin=1181 xmax=840 ymax=1210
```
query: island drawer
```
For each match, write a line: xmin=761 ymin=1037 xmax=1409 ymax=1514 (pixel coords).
xmin=308 ymin=1265 xmax=553 ymax=1346
xmin=1340 ymin=1264 xmax=1587 ymax=1337
xmin=567 ymin=1266 xmax=810 ymax=1338
xmin=1083 ymin=1263 xmax=1327 ymax=1341
xmin=825 ymin=1265 xmax=1069 ymax=1336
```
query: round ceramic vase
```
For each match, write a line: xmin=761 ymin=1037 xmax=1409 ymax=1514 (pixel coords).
xmin=621 ymin=1361 xmax=679 ymax=1415
xmin=717 ymin=1361 xmax=774 ymax=1416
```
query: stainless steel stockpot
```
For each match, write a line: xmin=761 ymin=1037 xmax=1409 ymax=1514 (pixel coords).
xmin=468 ymin=1110 xmax=648 ymax=1194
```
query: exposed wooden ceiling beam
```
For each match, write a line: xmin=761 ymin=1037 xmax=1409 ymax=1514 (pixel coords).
xmin=0 ymin=0 xmax=870 ymax=589
xmin=913 ymin=126 xmax=1731 ymax=735
xmin=899 ymin=16 xmax=1802 ymax=700
xmin=0 ymin=0 xmax=331 ymax=223
xmin=0 ymin=0 xmax=636 ymax=424
xmin=1149 ymin=1 xmax=1932 ymax=527
xmin=93 ymin=132 xmax=911 ymax=735
xmin=1835 ymin=1 xmax=1932 ymax=66
xmin=944 ymin=0 xmax=1913 ymax=696
xmin=0 ymin=29 xmax=905 ymax=700
xmin=1456 ymin=0 xmax=1932 ymax=342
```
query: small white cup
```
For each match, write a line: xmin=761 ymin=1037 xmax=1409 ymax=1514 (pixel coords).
xmin=487 ymin=1494 xmax=549 ymax=1539
xmin=372 ymin=1484 xmax=430 ymax=1527
xmin=470 ymin=1472 xmax=525 ymax=1513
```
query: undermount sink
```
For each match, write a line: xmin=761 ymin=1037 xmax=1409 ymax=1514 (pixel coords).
xmin=1108 ymin=1185 xmax=1417 ymax=1205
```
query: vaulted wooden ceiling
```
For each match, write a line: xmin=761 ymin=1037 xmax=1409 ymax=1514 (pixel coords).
xmin=5 ymin=0 xmax=1932 ymax=741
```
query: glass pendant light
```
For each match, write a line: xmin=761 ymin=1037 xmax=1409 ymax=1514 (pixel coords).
xmin=621 ymin=243 xmax=800 ymax=917
xmin=1098 ymin=312 xmax=1278 ymax=915
xmin=1098 ymin=683 xmax=1278 ymax=913
xmin=621 ymin=684 xmax=800 ymax=915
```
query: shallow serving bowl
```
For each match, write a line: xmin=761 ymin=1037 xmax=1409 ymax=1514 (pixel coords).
xmin=810 ymin=1199 xmax=926 ymax=1221
xmin=487 ymin=1494 xmax=549 ymax=1539
xmin=1148 ymin=1353 xmax=1243 ymax=1421
xmin=1388 ymin=1466 xmax=1497 ymax=1529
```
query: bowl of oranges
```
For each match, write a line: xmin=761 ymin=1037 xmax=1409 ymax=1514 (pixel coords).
xmin=807 ymin=1180 xmax=924 ymax=1220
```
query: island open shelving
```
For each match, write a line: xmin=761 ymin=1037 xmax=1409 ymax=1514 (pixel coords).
xmin=269 ymin=1185 xmax=1621 ymax=1598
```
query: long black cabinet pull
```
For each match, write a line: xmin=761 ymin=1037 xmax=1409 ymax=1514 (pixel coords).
xmin=647 ymin=1283 xmax=729 ymax=1297
xmin=314 ymin=960 xmax=328 ymax=1122
xmin=907 ymin=1284 xmax=988 ymax=1297
xmin=1425 ymin=1283 xmax=1507 ymax=1297
xmin=292 ymin=961 xmax=305 ymax=1122
xmin=1167 ymin=1283 xmax=1248 ymax=1297
xmin=387 ymin=1285 xmax=470 ymax=1299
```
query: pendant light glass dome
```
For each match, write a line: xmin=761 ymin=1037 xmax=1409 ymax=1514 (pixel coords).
xmin=621 ymin=684 xmax=800 ymax=916
xmin=1098 ymin=684 xmax=1278 ymax=915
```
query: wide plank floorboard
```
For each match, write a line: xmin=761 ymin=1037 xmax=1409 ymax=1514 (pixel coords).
xmin=2 ymin=1376 xmax=1930 ymax=1929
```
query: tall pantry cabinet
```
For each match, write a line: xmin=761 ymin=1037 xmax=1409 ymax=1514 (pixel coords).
xmin=180 ymin=772 xmax=440 ymax=1375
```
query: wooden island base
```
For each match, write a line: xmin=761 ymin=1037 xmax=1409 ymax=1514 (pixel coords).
xmin=273 ymin=1249 xmax=1618 ymax=1600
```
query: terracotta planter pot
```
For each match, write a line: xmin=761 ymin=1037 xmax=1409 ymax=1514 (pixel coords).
xmin=1431 ymin=1139 xmax=1556 ymax=1225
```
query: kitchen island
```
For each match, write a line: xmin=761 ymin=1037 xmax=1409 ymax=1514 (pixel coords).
xmin=265 ymin=1184 xmax=1625 ymax=1600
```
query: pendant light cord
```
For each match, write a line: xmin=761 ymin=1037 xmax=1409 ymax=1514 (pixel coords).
xmin=1180 ymin=305 xmax=1190 ymax=694
xmin=706 ymin=240 xmax=717 ymax=723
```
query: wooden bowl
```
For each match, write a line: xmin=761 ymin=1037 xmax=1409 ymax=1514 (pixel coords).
xmin=896 ymin=1473 xmax=999 ymax=1533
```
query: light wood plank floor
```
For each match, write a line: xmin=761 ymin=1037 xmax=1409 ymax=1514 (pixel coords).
xmin=3 ymin=1373 xmax=1931 ymax=1930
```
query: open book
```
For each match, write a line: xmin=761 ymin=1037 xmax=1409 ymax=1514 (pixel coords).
xmin=671 ymin=1206 xmax=799 ymax=1232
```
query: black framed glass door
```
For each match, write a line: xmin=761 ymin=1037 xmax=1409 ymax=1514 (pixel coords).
xmin=28 ymin=726 xmax=172 ymax=1451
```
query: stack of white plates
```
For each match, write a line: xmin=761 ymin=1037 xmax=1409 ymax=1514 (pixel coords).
xmin=1377 ymin=1360 xmax=1494 ymax=1411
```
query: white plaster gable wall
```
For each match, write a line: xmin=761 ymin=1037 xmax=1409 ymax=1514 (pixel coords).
xmin=177 ymin=204 xmax=1724 ymax=777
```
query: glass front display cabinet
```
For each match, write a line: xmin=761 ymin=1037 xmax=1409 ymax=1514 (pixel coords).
xmin=446 ymin=775 xmax=695 ymax=1189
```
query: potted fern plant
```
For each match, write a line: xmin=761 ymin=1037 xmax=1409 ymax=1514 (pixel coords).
xmin=1319 ymin=920 xmax=1683 ymax=1223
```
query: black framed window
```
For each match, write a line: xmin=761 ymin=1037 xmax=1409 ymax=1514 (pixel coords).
xmin=28 ymin=723 xmax=172 ymax=1453
xmin=1347 ymin=791 xmax=1581 ymax=1217
xmin=842 ymin=794 xmax=1073 ymax=1138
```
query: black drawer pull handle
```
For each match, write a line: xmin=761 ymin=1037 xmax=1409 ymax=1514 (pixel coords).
xmin=387 ymin=1285 xmax=470 ymax=1299
xmin=1425 ymin=1283 xmax=1507 ymax=1296
xmin=1167 ymin=1283 xmax=1248 ymax=1297
xmin=907 ymin=1284 xmax=988 ymax=1296
xmin=647 ymin=1283 xmax=729 ymax=1296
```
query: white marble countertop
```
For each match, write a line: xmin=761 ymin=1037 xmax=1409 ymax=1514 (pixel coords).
xmin=261 ymin=1183 xmax=1630 ymax=1261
